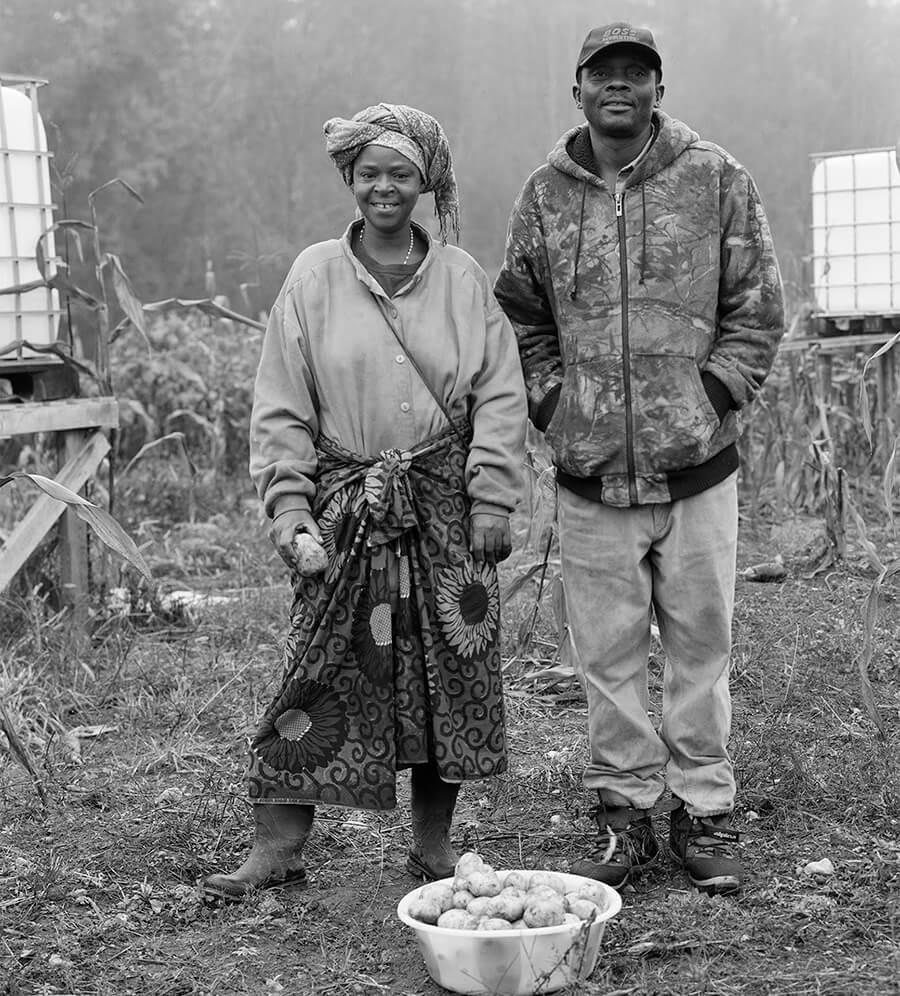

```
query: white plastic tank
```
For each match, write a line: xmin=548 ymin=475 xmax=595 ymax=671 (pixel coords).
xmin=811 ymin=147 xmax=900 ymax=316
xmin=0 ymin=74 xmax=60 ymax=362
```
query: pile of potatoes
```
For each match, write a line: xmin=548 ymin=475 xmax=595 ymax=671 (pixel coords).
xmin=406 ymin=852 xmax=610 ymax=931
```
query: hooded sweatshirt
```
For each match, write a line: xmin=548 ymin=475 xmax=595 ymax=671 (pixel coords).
xmin=494 ymin=111 xmax=785 ymax=507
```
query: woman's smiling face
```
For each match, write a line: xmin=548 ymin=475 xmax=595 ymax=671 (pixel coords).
xmin=351 ymin=145 xmax=423 ymax=236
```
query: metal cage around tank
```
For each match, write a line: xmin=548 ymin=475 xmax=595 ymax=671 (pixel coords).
xmin=0 ymin=74 xmax=118 ymax=624
xmin=810 ymin=146 xmax=900 ymax=335
xmin=0 ymin=72 xmax=61 ymax=365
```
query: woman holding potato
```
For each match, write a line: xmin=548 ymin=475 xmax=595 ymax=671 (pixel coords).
xmin=202 ymin=104 xmax=527 ymax=901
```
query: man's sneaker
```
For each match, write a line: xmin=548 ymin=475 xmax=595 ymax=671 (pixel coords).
xmin=669 ymin=802 xmax=742 ymax=896
xmin=570 ymin=803 xmax=659 ymax=890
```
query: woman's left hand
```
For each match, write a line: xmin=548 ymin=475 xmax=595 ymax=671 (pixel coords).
xmin=469 ymin=513 xmax=511 ymax=564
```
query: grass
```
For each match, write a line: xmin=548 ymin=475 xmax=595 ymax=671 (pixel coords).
xmin=1 ymin=490 xmax=899 ymax=996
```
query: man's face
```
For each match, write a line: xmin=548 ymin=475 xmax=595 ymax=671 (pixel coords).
xmin=574 ymin=46 xmax=663 ymax=140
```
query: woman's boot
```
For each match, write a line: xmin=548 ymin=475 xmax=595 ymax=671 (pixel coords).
xmin=405 ymin=761 xmax=460 ymax=881
xmin=202 ymin=803 xmax=314 ymax=901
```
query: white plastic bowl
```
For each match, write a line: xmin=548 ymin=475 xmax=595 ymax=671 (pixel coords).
xmin=396 ymin=870 xmax=622 ymax=996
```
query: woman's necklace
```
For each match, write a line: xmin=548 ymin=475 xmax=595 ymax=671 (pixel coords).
xmin=360 ymin=221 xmax=415 ymax=265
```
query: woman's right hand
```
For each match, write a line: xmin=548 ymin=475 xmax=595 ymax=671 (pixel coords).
xmin=269 ymin=509 xmax=323 ymax=569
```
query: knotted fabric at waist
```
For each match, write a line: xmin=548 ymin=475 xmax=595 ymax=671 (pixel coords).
xmin=313 ymin=420 xmax=471 ymax=548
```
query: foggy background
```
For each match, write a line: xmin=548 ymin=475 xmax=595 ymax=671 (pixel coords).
xmin=2 ymin=0 xmax=898 ymax=325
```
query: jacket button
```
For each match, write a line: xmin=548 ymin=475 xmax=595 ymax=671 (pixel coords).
xmin=395 ymin=354 xmax=405 ymax=364
xmin=400 ymin=402 xmax=411 ymax=413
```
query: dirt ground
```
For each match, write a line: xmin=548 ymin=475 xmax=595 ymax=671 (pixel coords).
xmin=1 ymin=508 xmax=899 ymax=995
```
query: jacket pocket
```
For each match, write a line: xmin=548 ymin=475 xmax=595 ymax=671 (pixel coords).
xmin=544 ymin=356 xmax=629 ymax=475
xmin=630 ymin=354 xmax=719 ymax=473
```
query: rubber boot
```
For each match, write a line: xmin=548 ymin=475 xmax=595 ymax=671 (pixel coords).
xmin=202 ymin=803 xmax=314 ymax=902
xmin=405 ymin=761 xmax=460 ymax=881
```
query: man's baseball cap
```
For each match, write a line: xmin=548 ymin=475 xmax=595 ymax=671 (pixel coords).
xmin=575 ymin=22 xmax=662 ymax=78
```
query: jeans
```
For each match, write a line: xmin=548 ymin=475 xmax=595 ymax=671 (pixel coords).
xmin=557 ymin=472 xmax=738 ymax=818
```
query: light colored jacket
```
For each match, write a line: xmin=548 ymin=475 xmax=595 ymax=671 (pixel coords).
xmin=494 ymin=111 xmax=785 ymax=506
xmin=250 ymin=221 xmax=527 ymax=521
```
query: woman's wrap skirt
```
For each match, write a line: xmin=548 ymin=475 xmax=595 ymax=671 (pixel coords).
xmin=247 ymin=424 xmax=507 ymax=811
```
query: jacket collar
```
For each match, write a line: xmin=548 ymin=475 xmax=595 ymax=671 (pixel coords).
xmin=548 ymin=111 xmax=699 ymax=188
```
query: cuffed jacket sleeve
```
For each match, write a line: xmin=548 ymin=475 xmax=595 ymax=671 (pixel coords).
xmin=249 ymin=278 xmax=320 ymax=520
xmin=705 ymin=167 xmax=785 ymax=408
xmin=493 ymin=177 xmax=563 ymax=432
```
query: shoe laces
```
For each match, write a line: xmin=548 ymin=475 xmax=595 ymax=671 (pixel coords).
xmin=686 ymin=816 xmax=740 ymax=856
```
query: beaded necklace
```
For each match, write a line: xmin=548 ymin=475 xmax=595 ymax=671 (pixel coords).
xmin=359 ymin=221 xmax=415 ymax=265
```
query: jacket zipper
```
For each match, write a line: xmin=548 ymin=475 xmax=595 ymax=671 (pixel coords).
xmin=616 ymin=190 xmax=638 ymax=504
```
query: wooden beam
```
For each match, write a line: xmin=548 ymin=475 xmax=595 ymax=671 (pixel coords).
xmin=0 ymin=397 xmax=119 ymax=437
xmin=0 ymin=430 xmax=110 ymax=594
xmin=57 ymin=429 xmax=91 ymax=625
xmin=817 ymin=354 xmax=833 ymax=406
xmin=780 ymin=333 xmax=898 ymax=355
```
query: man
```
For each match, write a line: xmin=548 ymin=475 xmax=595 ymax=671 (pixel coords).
xmin=494 ymin=23 xmax=784 ymax=896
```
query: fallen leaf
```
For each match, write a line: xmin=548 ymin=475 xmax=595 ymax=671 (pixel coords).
xmin=740 ymin=561 xmax=788 ymax=582
xmin=62 ymin=725 xmax=119 ymax=763
xmin=801 ymin=857 xmax=835 ymax=878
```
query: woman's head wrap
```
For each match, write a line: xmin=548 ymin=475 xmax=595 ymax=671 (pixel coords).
xmin=323 ymin=103 xmax=460 ymax=244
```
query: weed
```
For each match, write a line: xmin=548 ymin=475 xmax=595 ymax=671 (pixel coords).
xmin=2 ymin=490 xmax=898 ymax=994
xmin=4 ymin=314 xmax=900 ymax=993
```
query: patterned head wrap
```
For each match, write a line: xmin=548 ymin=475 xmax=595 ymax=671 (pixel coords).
xmin=323 ymin=103 xmax=460 ymax=244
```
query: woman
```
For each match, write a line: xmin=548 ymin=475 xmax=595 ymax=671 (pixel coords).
xmin=202 ymin=104 xmax=527 ymax=900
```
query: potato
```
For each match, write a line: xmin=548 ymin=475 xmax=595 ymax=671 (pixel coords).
xmin=437 ymin=909 xmax=479 ymax=930
xmin=529 ymin=871 xmax=567 ymax=895
xmin=502 ymin=870 xmax=531 ymax=891
xmin=487 ymin=892 xmax=526 ymax=922
xmin=575 ymin=881 xmax=611 ymax=912
xmin=523 ymin=896 xmax=566 ymax=928
xmin=407 ymin=896 xmax=443 ymax=924
xmin=454 ymin=852 xmax=486 ymax=878
xmin=292 ymin=533 xmax=328 ymax=576
xmin=467 ymin=870 xmax=503 ymax=898
xmin=467 ymin=896 xmax=496 ymax=917
xmin=566 ymin=897 xmax=600 ymax=921
xmin=510 ymin=918 xmax=527 ymax=929
xmin=564 ymin=913 xmax=583 ymax=926
xmin=420 ymin=883 xmax=454 ymax=912
xmin=452 ymin=889 xmax=475 ymax=910
xmin=525 ymin=884 xmax=562 ymax=902
xmin=477 ymin=917 xmax=513 ymax=931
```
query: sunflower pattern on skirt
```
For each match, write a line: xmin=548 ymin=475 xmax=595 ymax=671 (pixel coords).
xmin=247 ymin=424 xmax=507 ymax=811
xmin=253 ymin=677 xmax=349 ymax=773
xmin=315 ymin=488 xmax=361 ymax=585
xmin=435 ymin=561 xmax=500 ymax=662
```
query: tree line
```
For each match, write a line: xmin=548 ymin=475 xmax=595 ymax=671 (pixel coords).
xmin=3 ymin=0 xmax=898 ymax=332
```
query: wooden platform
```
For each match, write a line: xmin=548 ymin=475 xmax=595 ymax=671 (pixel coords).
xmin=779 ymin=332 xmax=898 ymax=354
xmin=0 ymin=396 xmax=118 ymax=437
xmin=778 ymin=331 xmax=897 ymax=450
xmin=0 ymin=397 xmax=119 ymax=617
xmin=0 ymin=360 xmax=79 ymax=402
xmin=809 ymin=313 xmax=900 ymax=338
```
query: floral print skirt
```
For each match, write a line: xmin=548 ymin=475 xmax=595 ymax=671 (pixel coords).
xmin=246 ymin=425 xmax=507 ymax=811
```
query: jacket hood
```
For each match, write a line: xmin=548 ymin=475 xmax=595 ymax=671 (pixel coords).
xmin=547 ymin=110 xmax=699 ymax=186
